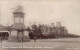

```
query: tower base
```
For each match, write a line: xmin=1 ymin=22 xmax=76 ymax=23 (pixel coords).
xmin=8 ymin=36 xmax=30 ymax=42
xmin=8 ymin=30 xmax=30 ymax=42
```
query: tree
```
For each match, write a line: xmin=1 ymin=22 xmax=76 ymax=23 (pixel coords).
xmin=30 ymin=24 xmax=43 ymax=39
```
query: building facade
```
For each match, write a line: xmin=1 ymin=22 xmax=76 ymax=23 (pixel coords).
xmin=40 ymin=23 xmax=68 ymax=38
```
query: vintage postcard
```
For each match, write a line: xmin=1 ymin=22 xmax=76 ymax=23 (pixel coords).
xmin=0 ymin=0 xmax=80 ymax=50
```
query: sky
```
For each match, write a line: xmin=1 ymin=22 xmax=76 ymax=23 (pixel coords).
xmin=0 ymin=0 xmax=80 ymax=35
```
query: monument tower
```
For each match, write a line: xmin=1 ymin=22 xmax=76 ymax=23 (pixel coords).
xmin=8 ymin=6 xmax=30 ymax=42
xmin=13 ymin=6 xmax=24 ymax=24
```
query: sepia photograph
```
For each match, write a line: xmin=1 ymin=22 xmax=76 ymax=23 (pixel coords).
xmin=0 ymin=0 xmax=80 ymax=50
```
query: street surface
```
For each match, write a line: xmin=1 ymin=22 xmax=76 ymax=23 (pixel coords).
xmin=0 ymin=38 xmax=80 ymax=50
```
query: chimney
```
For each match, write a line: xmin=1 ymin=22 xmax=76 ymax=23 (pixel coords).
xmin=51 ymin=23 xmax=55 ymax=27
xmin=56 ymin=22 xmax=61 ymax=27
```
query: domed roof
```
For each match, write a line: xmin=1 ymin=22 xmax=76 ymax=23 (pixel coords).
xmin=13 ymin=6 xmax=25 ymax=15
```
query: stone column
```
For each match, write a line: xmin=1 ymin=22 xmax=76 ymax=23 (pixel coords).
xmin=23 ymin=31 xmax=30 ymax=42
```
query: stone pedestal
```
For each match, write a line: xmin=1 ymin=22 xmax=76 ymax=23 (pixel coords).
xmin=23 ymin=31 xmax=30 ymax=42
xmin=8 ymin=30 xmax=30 ymax=42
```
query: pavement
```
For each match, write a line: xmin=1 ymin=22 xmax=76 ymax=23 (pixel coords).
xmin=0 ymin=38 xmax=80 ymax=50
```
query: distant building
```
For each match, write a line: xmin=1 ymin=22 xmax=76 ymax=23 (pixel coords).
xmin=40 ymin=24 xmax=49 ymax=34
xmin=39 ymin=22 xmax=68 ymax=38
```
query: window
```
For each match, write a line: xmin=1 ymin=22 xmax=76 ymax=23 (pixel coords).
xmin=15 ymin=18 xmax=19 ymax=23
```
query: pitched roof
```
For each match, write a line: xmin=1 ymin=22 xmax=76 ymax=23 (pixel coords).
xmin=0 ymin=24 xmax=7 ymax=31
